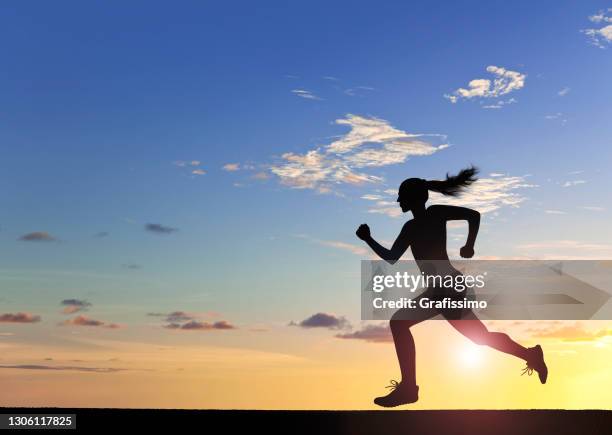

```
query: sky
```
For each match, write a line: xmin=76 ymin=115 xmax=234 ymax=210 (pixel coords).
xmin=1 ymin=0 xmax=612 ymax=409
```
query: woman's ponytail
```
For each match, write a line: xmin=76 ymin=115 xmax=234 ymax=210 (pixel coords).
xmin=425 ymin=166 xmax=478 ymax=197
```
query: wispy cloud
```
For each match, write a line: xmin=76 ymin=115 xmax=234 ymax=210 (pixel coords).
xmin=122 ymin=263 xmax=142 ymax=270
xmin=252 ymin=171 xmax=270 ymax=180
xmin=368 ymin=175 xmax=534 ymax=217
xmin=563 ymin=180 xmax=586 ymax=187
xmin=0 ymin=312 xmax=41 ymax=323
xmin=148 ymin=311 xmax=195 ymax=323
xmin=344 ymin=86 xmax=375 ymax=97
xmin=558 ymin=87 xmax=571 ymax=97
xmin=582 ymin=9 xmax=612 ymax=48
xmin=145 ymin=223 xmax=178 ymax=234
xmin=361 ymin=194 xmax=382 ymax=200
xmin=526 ymin=322 xmax=612 ymax=342
xmin=222 ymin=163 xmax=241 ymax=172
xmin=164 ymin=320 xmax=236 ymax=331
xmin=517 ymin=240 xmax=612 ymax=251
xmin=174 ymin=160 xmax=206 ymax=176
xmin=482 ymin=97 xmax=517 ymax=109
xmin=18 ymin=232 xmax=56 ymax=242
xmin=60 ymin=315 xmax=121 ymax=329
xmin=290 ymin=312 xmax=350 ymax=330
xmin=61 ymin=299 xmax=91 ymax=315
xmin=150 ymin=311 xmax=235 ymax=330
xmin=516 ymin=240 xmax=612 ymax=259
xmin=173 ymin=160 xmax=201 ymax=167
xmin=0 ymin=365 xmax=125 ymax=373
xmin=335 ymin=324 xmax=392 ymax=343
xmin=317 ymin=240 xmax=368 ymax=256
xmin=269 ymin=114 xmax=447 ymax=193
xmin=545 ymin=112 xmax=567 ymax=124
xmin=291 ymin=89 xmax=322 ymax=100
xmin=444 ymin=66 xmax=526 ymax=104
xmin=295 ymin=234 xmax=368 ymax=256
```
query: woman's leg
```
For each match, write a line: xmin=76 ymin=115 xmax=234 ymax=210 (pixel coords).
xmin=374 ymin=303 xmax=439 ymax=407
xmin=446 ymin=310 xmax=529 ymax=360
xmin=389 ymin=318 xmax=421 ymax=386
xmin=389 ymin=299 xmax=439 ymax=386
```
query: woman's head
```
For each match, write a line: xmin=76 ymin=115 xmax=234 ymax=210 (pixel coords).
xmin=397 ymin=166 xmax=478 ymax=213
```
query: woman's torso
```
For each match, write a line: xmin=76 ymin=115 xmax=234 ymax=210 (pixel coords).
xmin=408 ymin=207 xmax=460 ymax=277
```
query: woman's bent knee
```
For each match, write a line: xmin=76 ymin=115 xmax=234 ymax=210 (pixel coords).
xmin=390 ymin=319 xmax=416 ymax=333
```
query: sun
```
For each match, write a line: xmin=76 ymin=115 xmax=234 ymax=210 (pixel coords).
xmin=459 ymin=344 xmax=482 ymax=367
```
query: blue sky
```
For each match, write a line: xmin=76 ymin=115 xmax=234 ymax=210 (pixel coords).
xmin=1 ymin=0 xmax=612 ymax=328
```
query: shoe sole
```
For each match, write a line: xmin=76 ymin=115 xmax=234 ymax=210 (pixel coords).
xmin=534 ymin=344 xmax=548 ymax=384
xmin=374 ymin=388 xmax=419 ymax=407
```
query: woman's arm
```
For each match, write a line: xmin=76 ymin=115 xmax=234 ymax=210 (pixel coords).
xmin=430 ymin=205 xmax=480 ymax=258
xmin=356 ymin=222 xmax=411 ymax=264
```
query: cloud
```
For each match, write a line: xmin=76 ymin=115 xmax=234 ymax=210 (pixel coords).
xmin=0 ymin=365 xmax=124 ymax=373
xmin=222 ymin=163 xmax=240 ymax=172
xmin=445 ymin=66 xmax=526 ymax=104
xmin=515 ymin=239 xmax=612 ymax=259
xmin=482 ymin=97 xmax=517 ymax=110
xmin=269 ymin=114 xmax=447 ymax=192
xmin=290 ymin=312 xmax=350 ymax=330
xmin=582 ymin=9 xmax=612 ymax=48
xmin=18 ymin=232 xmax=56 ymax=242
xmin=151 ymin=311 xmax=235 ymax=330
xmin=165 ymin=311 xmax=194 ymax=323
xmin=0 ymin=312 xmax=41 ymax=323
xmin=295 ymin=234 xmax=369 ymax=256
xmin=61 ymin=299 xmax=91 ymax=315
xmin=580 ymin=206 xmax=605 ymax=211
xmin=94 ymin=231 xmax=109 ymax=238
xmin=318 ymin=240 xmax=368 ymax=256
xmin=526 ymin=322 xmax=612 ymax=342
xmin=344 ymin=86 xmax=375 ymax=97
xmin=558 ymin=87 xmax=571 ymax=97
xmin=316 ymin=240 xmax=368 ymax=256
xmin=174 ymin=160 xmax=201 ymax=167
xmin=122 ymin=263 xmax=142 ymax=270
xmin=361 ymin=194 xmax=382 ymax=200
xmin=174 ymin=160 xmax=206 ymax=177
xmin=336 ymin=324 xmax=392 ymax=343
xmin=291 ymin=89 xmax=322 ymax=100
xmin=563 ymin=180 xmax=586 ymax=187
xmin=164 ymin=320 xmax=236 ymax=330
xmin=145 ymin=223 xmax=178 ymax=234
xmin=517 ymin=240 xmax=612 ymax=251
xmin=60 ymin=315 xmax=121 ymax=329
xmin=545 ymin=112 xmax=567 ymax=124
xmin=252 ymin=171 xmax=271 ymax=180
xmin=545 ymin=210 xmax=567 ymax=215
xmin=368 ymin=175 xmax=534 ymax=217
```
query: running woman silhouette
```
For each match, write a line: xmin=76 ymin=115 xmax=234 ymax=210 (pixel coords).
xmin=356 ymin=167 xmax=547 ymax=407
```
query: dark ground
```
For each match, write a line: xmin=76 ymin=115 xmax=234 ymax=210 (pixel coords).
xmin=1 ymin=409 xmax=611 ymax=434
